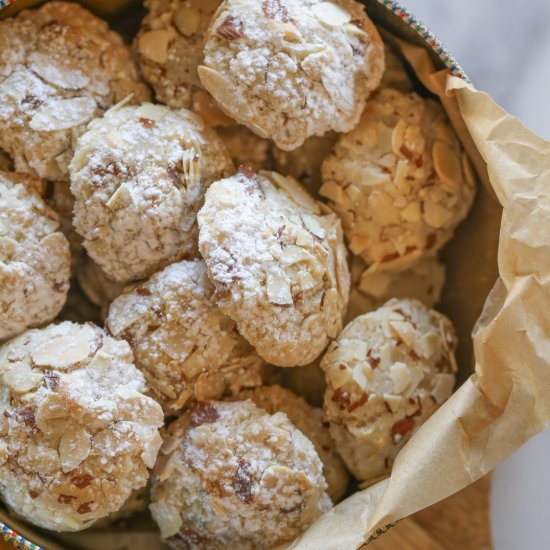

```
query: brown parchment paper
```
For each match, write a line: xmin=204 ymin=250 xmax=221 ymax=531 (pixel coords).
xmin=289 ymin=38 xmax=550 ymax=550
xmin=1 ymin=3 xmax=548 ymax=550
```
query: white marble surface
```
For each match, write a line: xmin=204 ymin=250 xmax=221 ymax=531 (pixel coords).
xmin=400 ymin=0 xmax=550 ymax=139
xmin=398 ymin=3 xmax=550 ymax=549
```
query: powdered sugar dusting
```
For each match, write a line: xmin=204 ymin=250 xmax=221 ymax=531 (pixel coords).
xmin=150 ymin=400 xmax=330 ymax=548
xmin=0 ymin=321 xmax=164 ymax=532
xmin=0 ymin=1 xmax=150 ymax=181
xmin=200 ymin=0 xmax=385 ymax=149
xmin=198 ymin=169 xmax=350 ymax=366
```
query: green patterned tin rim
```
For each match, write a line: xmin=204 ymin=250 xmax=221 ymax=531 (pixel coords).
xmin=0 ymin=0 xmax=466 ymax=548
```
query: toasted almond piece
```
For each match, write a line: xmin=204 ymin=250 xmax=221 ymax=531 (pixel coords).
xmin=389 ymin=362 xmax=411 ymax=394
xmin=423 ymin=200 xmax=453 ymax=228
xmin=3 ymin=362 xmax=43 ymax=393
xmin=138 ymin=30 xmax=174 ymax=64
xmin=30 ymin=97 xmax=97 ymax=131
xmin=319 ymin=180 xmax=344 ymax=204
xmin=28 ymin=52 xmax=90 ymax=91
xmin=389 ymin=320 xmax=415 ymax=347
xmin=136 ymin=103 xmax=169 ymax=121
xmin=141 ymin=430 xmax=163 ymax=469
xmin=198 ymin=65 xmax=254 ymax=121
xmin=59 ymin=425 xmax=91 ymax=473
xmin=349 ymin=234 xmax=371 ymax=255
xmin=352 ymin=365 xmax=367 ymax=389
xmin=297 ymin=270 xmax=317 ymax=291
xmin=311 ymin=2 xmax=352 ymax=26
xmin=383 ymin=393 xmax=403 ymax=413
xmin=391 ymin=119 xmax=406 ymax=155
xmin=31 ymin=329 xmax=91 ymax=369
xmin=149 ymin=501 xmax=183 ymax=539
xmin=400 ymin=201 xmax=421 ymax=223
xmin=173 ymin=6 xmax=202 ymax=37
xmin=433 ymin=141 xmax=462 ymax=193
xmin=106 ymin=183 xmax=131 ymax=211
xmin=301 ymin=213 xmax=326 ymax=239
xmin=329 ymin=363 xmax=352 ymax=389
xmin=267 ymin=171 xmax=320 ymax=214
xmin=266 ymin=271 xmax=293 ymax=305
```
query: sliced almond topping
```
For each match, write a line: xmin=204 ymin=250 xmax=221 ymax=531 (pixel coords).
xmin=389 ymin=320 xmax=415 ymax=347
xmin=59 ymin=425 xmax=91 ymax=473
xmin=423 ymin=200 xmax=453 ymax=229
xmin=312 ymin=2 xmax=352 ymax=27
xmin=389 ymin=362 xmax=411 ymax=394
xmin=359 ymin=166 xmax=392 ymax=187
xmin=266 ymin=271 xmax=293 ymax=305
xmin=391 ymin=119 xmax=406 ymax=155
xmin=136 ymin=103 xmax=168 ymax=121
xmin=301 ymin=214 xmax=326 ymax=240
xmin=352 ymin=365 xmax=367 ymax=389
xmin=295 ymin=228 xmax=314 ymax=247
xmin=433 ymin=141 xmax=462 ymax=193
xmin=3 ymin=362 xmax=43 ymax=394
xmin=383 ymin=393 xmax=403 ymax=413
xmin=319 ymin=180 xmax=344 ymax=204
xmin=393 ymin=159 xmax=409 ymax=190
xmin=284 ymin=244 xmax=314 ymax=265
xmin=268 ymin=171 xmax=320 ymax=213
xmin=198 ymin=66 xmax=253 ymax=121
xmin=297 ymin=270 xmax=316 ymax=291
xmin=106 ymin=183 xmax=131 ymax=211
xmin=31 ymin=329 xmax=91 ymax=369
xmin=141 ymin=430 xmax=163 ymax=469
xmin=138 ymin=30 xmax=174 ymax=64
xmin=173 ymin=6 xmax=202 ymax=37
xmin=349 ymin=234 xmax=371 ymax=255
xmin=400 ymin=201 xmax=421 ymax=223
xmin=328 ymin=363 xmax=352 ymax=389
xmin=370 ymin=192 xmax=401 ymax=226
xmin=30 ymin=97 xmax=97 ymax=132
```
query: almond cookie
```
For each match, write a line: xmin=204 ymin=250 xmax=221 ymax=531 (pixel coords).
xmin=150 ymin=400 xmax=331 ymax=549
xmin=106 ymin=260 xmax=263 ymax=413
xmin=136 ymin=0 xmax=222 ymax=113
xmin=321 ymin=88 xmax=476 ymax=271
xmin=198 ymin=169 xmax=350 ymax=367
xmin=0 ymin=2 xmax=150 ymax=181
xmin=199 ymin=0 xmax=385 ymax=150
xmin=345 ymin=255 xmax=446 ymax=323
xmin=76 ymin=256 xmax=124 ymax=321
xmin=236 ymin=385 xmax=349 ymax=502
xmin=272 ymin=133 xmax=336 ymax=194
xmin=217 ymin=125 xmax=273 ymax=172
xmin=70 ymin=102 xmax=234 ymax=283
xmin=0 ymin=321 xmax=164 ymax=532
xmin=0 ymin=171 xmax=71 ymax=341
xmin=321 ymin=298 xmax=457 ymax=483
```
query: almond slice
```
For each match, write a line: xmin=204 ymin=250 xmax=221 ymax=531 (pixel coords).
xmin=3 ymin=362 xmax=43 ymax=394
xmin=312 ymin=2 xmax=352 ymax=27
xmin=173 ymin=6 xmax=202 ymax=37
xmin=266 ymin=271 xmax=293 ymax=305
xmin=389 ymin=362 xmax=411 ymax=394
xmin=31 ymin=329 xmax=91 ymax=369
xmin=59 ymin=425 xmax=91 ymax=473
xmin=138 ymin=30 xmax=174 ymax=64
xmin=30 ymin=97 xmax=97 ymax=132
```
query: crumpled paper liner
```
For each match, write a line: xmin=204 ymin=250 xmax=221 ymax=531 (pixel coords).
xmin=0 ymin=3 xmax=546 ymax=549
xmin=290 ymin=35 xmax=550 ymax=550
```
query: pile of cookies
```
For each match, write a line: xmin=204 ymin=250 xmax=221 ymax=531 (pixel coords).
xmin=0 ymin=1 xmax=474 ymax=548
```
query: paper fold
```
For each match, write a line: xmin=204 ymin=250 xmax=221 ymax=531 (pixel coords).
xmin=292 ymin=33 xmax=550 ymax=550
